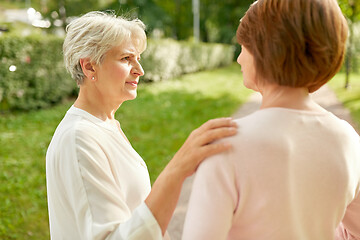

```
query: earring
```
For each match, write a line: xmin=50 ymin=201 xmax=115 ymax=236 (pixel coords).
xmin=92 ymin=76 xmax=95 ymax=80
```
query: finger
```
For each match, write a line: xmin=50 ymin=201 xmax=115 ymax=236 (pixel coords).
xmin=197 ymin=118 xmax=237 ymax=133
xmin=197 ymin=142 xmax=233 ymax=163
xmin=198 ymin=126 xmax=238 ymax=146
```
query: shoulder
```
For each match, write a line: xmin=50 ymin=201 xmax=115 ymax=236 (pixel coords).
xmin=48 ymin=112 xmax=108 ymax=156
xmin=224 ymin=110 xmax=279 ymax=147
xmin=336 ymin=117 xmax=359 ymax=139
xmin=196 ymin=149 xmax=236 ymax=188
xmin=60 ymin=112 xmax=108 ymax=139
xmin=319 ymin=112 xmax=360 ymax=145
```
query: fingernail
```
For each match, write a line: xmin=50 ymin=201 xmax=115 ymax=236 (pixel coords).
xmin=229 ymin=127 xmax=238 ymax=132
xmin=223 ymin=142 xmax=233 ymax=149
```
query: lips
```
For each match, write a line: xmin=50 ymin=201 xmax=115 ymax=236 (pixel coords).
xmin=126 ymin=81 xmax=138 ymax=87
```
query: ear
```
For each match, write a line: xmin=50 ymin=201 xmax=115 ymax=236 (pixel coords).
xmin=79 ymin=58 xmax=96 ymax=81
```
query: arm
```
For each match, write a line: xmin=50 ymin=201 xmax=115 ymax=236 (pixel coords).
xmin=50 ymin=127 xmax=163 ymax=240
xmin=336 ymin=192 xmax=360 ymax=240
xmin=182 ymin=152 xmax=238 ymax=240
xmin=47 ymin=117 xmax=236 ymax=239
xmin=145 ymin=118 xmax=238 ymax=235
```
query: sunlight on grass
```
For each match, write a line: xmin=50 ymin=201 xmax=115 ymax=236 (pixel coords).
xmin=0 ymin=101 xmax=72 ymax=239
xmin=0 ymin=63 xmax=251 ymax=239
xmin=328 ymin=72 xmax=360 ymax=130
xmin=2 ymin=64 xmax=358 ymax=240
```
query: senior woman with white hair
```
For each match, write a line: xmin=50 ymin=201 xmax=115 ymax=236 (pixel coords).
xmin=46 ymin=11 xmax=237 ymax=240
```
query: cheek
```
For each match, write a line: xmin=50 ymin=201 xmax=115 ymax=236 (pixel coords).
xmin=108 ymin=64 xmax=129 ymax=79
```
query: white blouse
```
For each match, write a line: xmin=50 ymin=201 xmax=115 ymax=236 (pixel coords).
xmin=46 ymin=106 xmax=162 ymax=239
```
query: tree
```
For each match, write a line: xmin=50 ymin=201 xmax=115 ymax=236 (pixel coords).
xmin=34 ymin=0 xmax=254 ymax=46
xmin=102 ymin=0 xmax=172 ymax=38
xmin=38 ymin=0 xmax=101 ymax=30
xmin=152 ymin=0 xmax=253 ymax=43
xmin=339 ymin=0 xmax=360 ymax=89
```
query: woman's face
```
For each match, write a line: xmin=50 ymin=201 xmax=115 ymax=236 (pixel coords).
xmin=237 ymin=46 xmax=259 ymax=91
xmin=93 ymin=40 xmax=144 ymax=105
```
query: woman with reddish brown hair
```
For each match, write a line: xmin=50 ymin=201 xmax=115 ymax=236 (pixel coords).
xmin=182 ymin=0 xmax=360 ymax=239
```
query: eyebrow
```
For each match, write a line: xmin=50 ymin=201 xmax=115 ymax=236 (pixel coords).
xmin=118 ymin=51 xmax=134 ymax=56
xmin=119 ymin=52 xmax=142 ymax=60
xmin=118 ymin=51 xmax=142 ymax=61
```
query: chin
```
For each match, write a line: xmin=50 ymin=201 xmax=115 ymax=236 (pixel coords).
xmin=127 ymin=92 xmax=137 ymax=100
xmin=117 ymin=93 xmax=137 ymax=104
xmin=243 ymin=80 xmax=259 ymax=92
xmin=243 ymin=81 xmax=253 ymax=90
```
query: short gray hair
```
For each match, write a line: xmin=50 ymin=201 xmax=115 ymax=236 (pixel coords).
xmin=63 ymin=11 xmax=146 ymax=85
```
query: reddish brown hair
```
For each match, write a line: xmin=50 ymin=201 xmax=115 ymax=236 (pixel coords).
xmin=237 ymin=0 xmax=348 ymax=92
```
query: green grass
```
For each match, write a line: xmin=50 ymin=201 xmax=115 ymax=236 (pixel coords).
xmin=0 ymin=2 xmax=27 ymax=10
xmin=1 ymin=64 xmax=359 ymax=240
xmin=328 ymin=72 xmax=360 ymax=131
xmin=0 ymin=63 xmax=251 ymax=239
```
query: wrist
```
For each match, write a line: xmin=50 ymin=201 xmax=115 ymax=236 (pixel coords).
xmin=162 ymin=162 xmax=188 ymax=184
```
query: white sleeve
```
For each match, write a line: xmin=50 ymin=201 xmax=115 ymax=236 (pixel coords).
xmin=182 ymin=153 xmax=238 ymax=240
xmin=47 ymin=126 xmax=163 ymax=240
xmin=110 ymin=202 xmax=163 ymax=240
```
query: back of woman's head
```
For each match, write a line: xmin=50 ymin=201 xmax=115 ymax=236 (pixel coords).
xmin=237 ymin=0 xmax=348 ymax=92
xmin=63 ymin=11 xmax=146 ymax=85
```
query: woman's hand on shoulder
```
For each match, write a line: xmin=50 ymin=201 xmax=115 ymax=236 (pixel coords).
xmin=168 ymin=117 xmax=238 ymax=179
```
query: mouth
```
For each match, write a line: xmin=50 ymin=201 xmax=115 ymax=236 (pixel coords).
xmin=126 ymin=81 xmax=138 ymax=87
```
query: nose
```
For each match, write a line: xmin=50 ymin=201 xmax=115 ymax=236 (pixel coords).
xmin=131 ymin=60 xmax=144 ymax=77
xmin=237 ymin=54 xmax=241 ymax=65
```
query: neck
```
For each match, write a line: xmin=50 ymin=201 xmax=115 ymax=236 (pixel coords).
xmin=259 ymin=84 xmax=324 ymax=112
xmin=74 ymin=86 xmax=121 ymax=121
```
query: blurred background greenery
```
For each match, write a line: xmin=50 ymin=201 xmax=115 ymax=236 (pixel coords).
xmin=0 ymin=0 xmax=360 ymax=239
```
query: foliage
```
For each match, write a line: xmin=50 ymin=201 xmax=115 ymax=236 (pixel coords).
xmin=339 ymin=0 xmax=360 ymax=22
xmin=340 ymin=22 xmax=360 ymax=73
xmin=328 ymin=73 xmax=360 ymax=130
xmin=101 ymin=0 xmax=172 ymax=38
xmin=2 ymin=1 xmax=254 ymax=46
xmin=0 ymin=63 xmax=251 ymax=239
xmin=0 ymin=34 xmax=76 ymax=111
xmin=0 ymin=0 xmax=36 ymax=9
xmin=0 ymin=35 xmax=233 ymax=110
xmin=198 ymin=0 xmax=253 ymax=43
xmin=39 ymin=0 xmax=102 ymax=29
xmin=141 ymin=38 xmax=235 ymax=81
xmin=101 ymin=0 xmax=254 ymax=44
xmin=338 ymin=0 xmax=360 ymax=87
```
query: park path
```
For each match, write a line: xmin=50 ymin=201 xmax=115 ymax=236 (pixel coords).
xmin=167 ymin=84 xmax=358 ymax=239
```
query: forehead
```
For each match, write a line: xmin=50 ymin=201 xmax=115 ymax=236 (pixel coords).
xmin=108 ymin=40 xmax=141 ymax=57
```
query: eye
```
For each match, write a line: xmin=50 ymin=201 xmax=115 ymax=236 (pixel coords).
xmin=121 ymin=56 xmax=130 ymax=61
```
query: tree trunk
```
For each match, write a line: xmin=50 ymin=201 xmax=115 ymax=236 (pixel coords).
xmin=345 ymin=1 xmax=356 ymax=89
xmin=173 ymin=0 xmax=181 ymax=39
xmin=345 ymin=45 xmax=351 ymax=89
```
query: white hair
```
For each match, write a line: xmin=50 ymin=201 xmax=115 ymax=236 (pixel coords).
xmin=63 ymin=11 xmax=147 ymax=85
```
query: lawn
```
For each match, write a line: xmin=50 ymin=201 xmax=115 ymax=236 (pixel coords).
xmin=0 ymin=63 xmax=252 ymax=239
xmin=2 ymin=64 xmax=358 ymax=240
xmin=328 ymin=72 xmax=360 ymax=130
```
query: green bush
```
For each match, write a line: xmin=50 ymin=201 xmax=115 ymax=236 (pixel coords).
xmin=141 ymin=39 xmax=235 ymax=81
xmin=0 ymin=34 xmax=76 ymax=111
xmin=0 ymin=35 xmax=234 ymax=110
